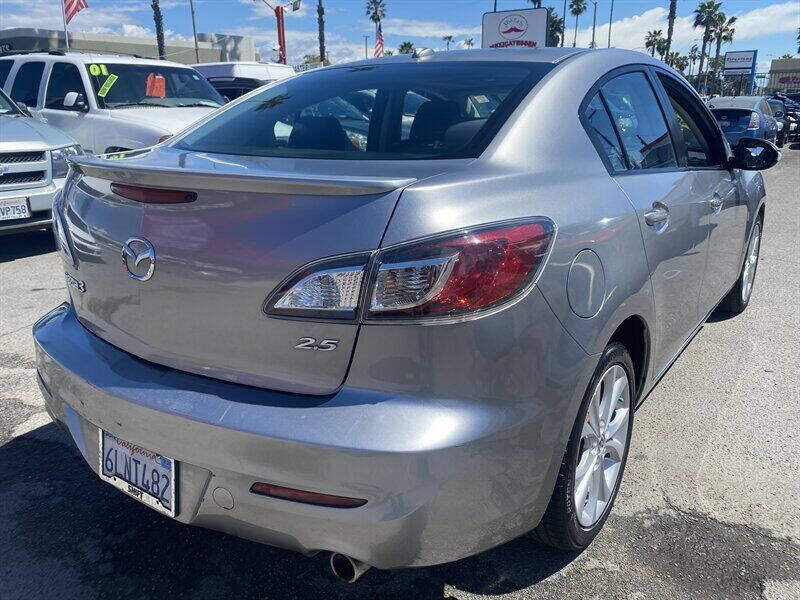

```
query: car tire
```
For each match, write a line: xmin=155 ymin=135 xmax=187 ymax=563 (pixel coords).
xmin=776 ymin=134 xmax=785 ymax=148
xmin=531 ymin=342 xmax=635 ymax=550
xmin=720 ymin=215 xmax=762 ymax=315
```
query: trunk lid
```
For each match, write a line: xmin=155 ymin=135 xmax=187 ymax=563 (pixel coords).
xmin=63 ymin=147 xmax=463 ymax=394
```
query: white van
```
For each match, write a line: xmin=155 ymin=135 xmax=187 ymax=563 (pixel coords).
xmin=0 ymin=51 xmax=225 ymax=154
xmin=193 ymin=61 xmax=295 ymax=100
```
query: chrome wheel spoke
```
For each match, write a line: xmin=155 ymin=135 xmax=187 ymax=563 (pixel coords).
xmin=575 ymin=363 xmax=631 ymax=528
xmin=742 ymin=224 xmax=761 ymax=303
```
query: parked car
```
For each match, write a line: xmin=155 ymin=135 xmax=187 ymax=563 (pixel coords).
xmin=0 ymin=51 xmax=225 ymax=155
xmin=707 ymin=95 xmax=779 ymax=147
xmin=35 ymin=48 xmax=777 ymax=581
xmin=766 ymin=97 xmax=789 ymax=147
xmin=193 ymin=61 xmax=295 ymax=101
xmin=0 ymin=86 xmax=81 ymax=235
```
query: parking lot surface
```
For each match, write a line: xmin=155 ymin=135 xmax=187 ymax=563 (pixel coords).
xmin=1 ymin=147 xmax=798 ymax=600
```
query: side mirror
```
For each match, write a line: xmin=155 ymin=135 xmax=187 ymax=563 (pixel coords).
xmin=729 ymin=137 xmax=780 ymax=171
xmin=63 ymin=92 xmax=88 ymax=111
xmin=15 ymin=101 xmax=32 ymax=117
xmin=775 ymin=111 xmax=784 ymax=118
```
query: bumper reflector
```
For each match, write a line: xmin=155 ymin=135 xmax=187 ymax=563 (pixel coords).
xmin=250 ymin=482 xmax=367 ymax=508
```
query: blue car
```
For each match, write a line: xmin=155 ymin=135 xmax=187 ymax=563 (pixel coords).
xmin=708 ymin=96 xmax=778 ymax=147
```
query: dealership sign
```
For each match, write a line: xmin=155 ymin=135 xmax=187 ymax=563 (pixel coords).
xmin=482 ymin=8 xmax=548 ymax=49
xmin=723 ymin=50 xmax=757 ymax=76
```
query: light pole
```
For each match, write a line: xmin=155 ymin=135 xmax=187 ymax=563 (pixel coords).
xmin=189 ymin=0 xmax=200 ymax=63
xmin=561 ymin=0 xmax=567 ymax=47
xmin=607 ymin=0 xmax=614 ymax=48
xmin=362 ymin=35 xmax=369 ymax=59
xmin=590 ymin=0 xmax=597 ymax=48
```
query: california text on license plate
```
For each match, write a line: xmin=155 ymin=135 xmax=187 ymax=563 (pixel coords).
xmin=99 ymin=430 xmax=176 ymax=517
xmin=0 ymin=197 xmax=30 ymax=221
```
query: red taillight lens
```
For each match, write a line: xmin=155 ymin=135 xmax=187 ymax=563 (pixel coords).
xmin=110 ymin=183 xmax=197 ymax=204
xmin=368 ymin=219 xmax=554 ymax=319
xmin=747 ymin=112 xmax=760 ymax=130
xmin=250 ymin=482 xmax=367 ymax=508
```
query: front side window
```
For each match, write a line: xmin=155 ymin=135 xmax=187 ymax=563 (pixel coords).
xmin=174 ymin=62 xmax=553 ymax=160
xmin=0 ymin=60 xmax=12 ymax=88
xmin=601 ymin=72 xmax=677 ymax=170
xmin=583 ymin=93 xmax=627 ymax=171
xmin=10 ymin=61 xmax=45 ymax=107
xmin=657 ymin=74 xmax=717 ymax=168
xmin=45 ymin=63 xmax=87 ymax=109
xmin=85 ymin=63 xmax=224 ymax=109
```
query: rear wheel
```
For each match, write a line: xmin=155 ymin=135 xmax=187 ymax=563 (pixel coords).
xmin=776 ymin=132 xmax=785 ymax=148
xmin=720 ymin=216 xmax=762 ymax=315
xmin=532 ymin=342 xmax=634 ymax=550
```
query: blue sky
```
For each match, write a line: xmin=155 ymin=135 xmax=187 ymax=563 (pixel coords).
xmin=1 ymin=0 xmax=798 ymax=71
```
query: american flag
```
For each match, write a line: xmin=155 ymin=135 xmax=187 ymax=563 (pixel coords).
xmin=63 ymin=0 xmax=88 ymax=25
xmin=374 ymin=21 xmax=383 ymax=58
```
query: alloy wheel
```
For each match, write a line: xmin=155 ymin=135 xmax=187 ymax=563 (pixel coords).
xmin=741 ymin=223 xmax=761 ymax=304
xmin=574 ymin=364 xmax=631 ymax=528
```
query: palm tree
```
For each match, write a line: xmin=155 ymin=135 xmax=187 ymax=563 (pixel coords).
xmin=664 ymin=0 xmax=677 ymax=61
xmin=548 ymin=14 xmax=565 ymax=47
xmin=442 ymin=35 xmax=453 ymax=50
xmin=151 ymin=0 xmax=166 ymax=60
xmin=398 ymin=41 xmax=415 ymax=54
xmin=688 ymin=44 xmax=700 ymax=77
xmin=317 ymin=0 xmax=326 ymax=66
xmin=693 ymin=0 xmax=722 ymax=91
xmin=644 ymin=29 xmax=663 ymax=57
xmin=383 ymin=49 xmax=394 ymax=55
xmin=711 ymin=14 xmax=736 ymax=84
xmin=673 ymin=54 xmax=689 ymax=74
xmin=463 ymin=38 xmax=474 ymax=49
xmin=365 ymin=0 xmax=386 ymax=40
xmin=569 ymin=0 xmax=587 ymax=48
xmin=656 ymin=37 xmax=668 ymax=61
xmin=797 ymin=27 xmax=799 ymax=54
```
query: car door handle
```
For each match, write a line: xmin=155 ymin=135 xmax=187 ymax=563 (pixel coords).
xmin=644 ymin=204 xmax=669 ymax=226
xmin=709 ymin=194 xmax=724 ymax=212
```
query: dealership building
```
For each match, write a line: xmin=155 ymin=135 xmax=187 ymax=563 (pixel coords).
xmin=0 ymin=27 xmax=256 ymax=64
xmin=766 ymin=57 xmax=800 ymax=93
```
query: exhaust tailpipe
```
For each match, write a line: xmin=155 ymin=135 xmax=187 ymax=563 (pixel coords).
xmin=329 ymin=552 xmax=371 ymax=583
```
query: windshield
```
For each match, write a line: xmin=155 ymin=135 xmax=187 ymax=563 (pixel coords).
xmin=85 ymin=63 xmax=224 ymax=109
xmin=0 ymin=88 xmax=20 ymax=115
xmin=174 ymin=61 xmax=552 ymax=160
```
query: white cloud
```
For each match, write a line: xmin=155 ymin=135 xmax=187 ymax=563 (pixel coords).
xmin=377 ymin=17 xmax=481 ymax=39
xmin=568 ymin=1 xmax=800 ymax=55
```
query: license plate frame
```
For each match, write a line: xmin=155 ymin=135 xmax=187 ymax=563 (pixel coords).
xmin=0 ymin=197 xmax=31 ymax=222
xmin=98 ymin=429 xmax=177 ymax=517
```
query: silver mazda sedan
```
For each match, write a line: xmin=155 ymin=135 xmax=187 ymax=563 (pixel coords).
xmin=34 ymin=48 xmax=777 ymax=581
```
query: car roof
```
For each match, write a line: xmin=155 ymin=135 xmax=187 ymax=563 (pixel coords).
xmin=343 ymin=47 xmax=591 ymax=67
xmin=3 ymin=51 xmax=191 ymax=69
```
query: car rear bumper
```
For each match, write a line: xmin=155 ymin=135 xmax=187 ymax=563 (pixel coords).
xmin=33 ymin=297 xmax=594 ymax=568
xmin=0 ymin=179 xmax=64 ymax=234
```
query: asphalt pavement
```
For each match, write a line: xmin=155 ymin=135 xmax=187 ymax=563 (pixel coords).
xmin=1 ymin=147 xmax=798 ymax=600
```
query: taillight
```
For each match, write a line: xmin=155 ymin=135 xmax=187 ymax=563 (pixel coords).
xmin=264 ymin=219 xmax=554 ymax=322
xmin=367 ymin=220 xmax=554 ymax=319
xmin=747 ymin=112 xmax=760 ymax=130
xmin=110 ymin=183 xmax=197 ymax=204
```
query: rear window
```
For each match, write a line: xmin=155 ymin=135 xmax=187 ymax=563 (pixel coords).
xmin=711 ymin=109 xmax=752 ymax=132
xmin=174 ymin=62 xmax=553 ymax=160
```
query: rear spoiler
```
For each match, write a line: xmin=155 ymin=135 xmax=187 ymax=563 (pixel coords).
xmin=69 ymin=154 xmax=416 ymax=197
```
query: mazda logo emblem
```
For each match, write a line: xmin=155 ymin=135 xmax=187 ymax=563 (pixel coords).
xmin=122 ymin=237 xmax=156 ymax=281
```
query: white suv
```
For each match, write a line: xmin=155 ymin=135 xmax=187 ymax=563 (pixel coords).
xmin=0 ymin=51 xmax=224 ymax=155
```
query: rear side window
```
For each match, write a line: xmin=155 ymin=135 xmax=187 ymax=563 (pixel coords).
xmin=601 ymin=72 xmax=677 ymax=170
xmin=175 ymin=62 xmax=553 ymax=160
xmin=10 ymin=61 xmax=45 ymax=107
xmin=45 ymin=63 xmax=87 ymax=109
xmin=0 ymin=60 xmax=12 ymax=88
xmin=583 ymin=93 xmax=627 ymax=171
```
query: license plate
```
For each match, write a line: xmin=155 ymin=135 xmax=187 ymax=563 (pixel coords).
xmin=99 ymin=430 xmax=176 ymax=517
xmin=0 ymin=197 xmax=30 ymax=221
